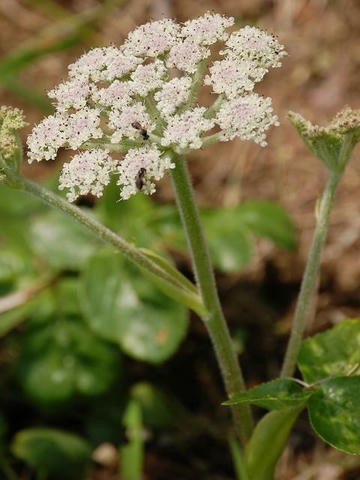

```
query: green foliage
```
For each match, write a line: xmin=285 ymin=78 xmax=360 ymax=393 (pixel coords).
xmin=245 ymin=408 xmax=301 ymax=480
xmin=298 ymin=318 xmax=360 ymax=383
xmin=295 ymin=318 xmax=360 ymax=455
xmin=308 ymin=377 xmax=360 ymax=454
xmin=30 ymin=210 xmax=99 ymax=270
xmin=80 ymin=250 xmax=188 ymax=364
xmin=148 ymin=198 xmax=296 ymax=273
xmin=224 ymin=379 xmax=311 ymax=410
xmin=17 ymin=309 xmax=120 ymax=406
xmin=12 ymin=428 xmax=91 ymax=479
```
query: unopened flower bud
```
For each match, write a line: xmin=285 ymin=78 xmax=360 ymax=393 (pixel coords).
xmin=289 ymin=108 xmax=360 ymax=173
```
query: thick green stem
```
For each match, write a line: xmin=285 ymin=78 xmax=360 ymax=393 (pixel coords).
xmin=16 ymin=176 xmax=205 ymax=316
xmin=169 ymin=153 xmax=253 ymax=445
xmin=281 ymin=172 xmax=341 ymax=378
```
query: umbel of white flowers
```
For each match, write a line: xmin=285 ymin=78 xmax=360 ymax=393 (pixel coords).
xmin=27 ymin=13 xmax=286 ymax=202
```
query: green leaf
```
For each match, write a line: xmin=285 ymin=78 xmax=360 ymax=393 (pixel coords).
xmin=298 ymin=318 xmax=360 ymax=383
xmin=30 ymin=210 xmax=98 ymax=270
xmin=120 ymin=400 xmax=144 ymax=480
xmin=17 ymin=315 xmax=120 ymax=405
xmin=80 ymin=250 xmax=188 ymax=364
xmin=224 ymin=379 xmax=311 ymax=410
xmin=234 ymin=200 xmax=296 ymax=249
xmin=245 ymin=408 xmax=302 ymax=480
xmin=308 ymin=376 xmax=360 ymax=454
xmin=202 ymin=209 xmax=253 ymax=272
xmin=12 ymin=428 xmax=91 ymax=479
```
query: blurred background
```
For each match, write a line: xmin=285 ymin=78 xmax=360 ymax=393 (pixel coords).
xmin=1 ymin=1 xmax=360 ymax=479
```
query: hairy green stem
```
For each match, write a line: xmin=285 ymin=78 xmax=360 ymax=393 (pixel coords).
xmin=169 ymin=153 xmax=253 ymax=445
xmin=204 ymin=94 xmax=224 ymax=119
xmin=183 ymin=59 xmax=207 ymax=111
xmin=15 ymin=176 xmax=205 ymax=316
xmin=281 ymin=172 xmax=341 ymax=378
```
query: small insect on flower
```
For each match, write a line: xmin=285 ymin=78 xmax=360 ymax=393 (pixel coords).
xmin=135 ymin=167 xmax=147 ymax=190
xmin=131 ymin=121 xmax=149 ymax=140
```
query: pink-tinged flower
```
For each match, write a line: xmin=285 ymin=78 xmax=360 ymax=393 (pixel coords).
xmin=181 ymin=12 xmax=234 ymax=46
xmin=59 ymin=150 xmax=117 ymax=202
xmin=27 ymin=114 xmax=69 ymax=162
xmin=66 ymin=108 xmax=103 ymax=149
xmin=48 ymin=77 xmax=91 ymax=112
xmin=117 ymin=146 xmax=174 ymax=200
xmin=109 ymin=103 xmax=155 ymax=143
xmin=130 ymin=60 xmax=166 ymax=96
xmin=204 ymin=59 xmax=266 ymax=98
xmin=27 ymin=13 xmax=286 ymax=201
xmin=216 ymin=94 xmax=279 ymax=146
xmin=166 ymin=38 xmax=210 ymax=74
xmin=154 ymin=76 xmax=192 ymax=117
xmin=222 ymin=26 xmax=286 ymax=70
xmin=161 ymin=108 xmax=215 ymax=150
xmin=92 ymin=81 xmax=133 ymax=109
xmin=122 ymin=18 xmax=180 ymax=58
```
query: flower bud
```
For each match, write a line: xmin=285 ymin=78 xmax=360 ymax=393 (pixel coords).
xmin=288 ymin=108 xmax=360 ymax=174
xmin=0 ymin=106 xmax=27 ymax=178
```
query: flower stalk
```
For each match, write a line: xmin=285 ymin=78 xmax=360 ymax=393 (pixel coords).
xmin=281 ymin=172 xmax=340 ymax=378
xmin=170 ymin=152 xmax=253 ymax=445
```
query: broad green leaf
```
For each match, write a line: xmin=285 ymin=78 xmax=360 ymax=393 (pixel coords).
xmin=298 ymin=318 xmax=360 ymax=383
xmin=308 ymin=376 xmax=360 ymax=454
xmin=224 ymin=379 xmax=311 ymax=410
xmin=120 ymin=400 xmax=144 ymax=480
xmin=245 ymin=408 xmax=302 ymax=480
xmin=234 ymin=200 xmax=296 ymax=249
xmin=131 ymin=382 xmax=175 ymax=429
xmin=202 ymin=209 xmax=253 ymax=272
xmin=80 ymin=250 xmax=188 ymax=364
xmin=17 ymin=315 xmax=120 ymax=405
xmin=12 ymin=428 xmax=90 ymax=479
xmin=30 ymin=210 xmax=98 ymax=270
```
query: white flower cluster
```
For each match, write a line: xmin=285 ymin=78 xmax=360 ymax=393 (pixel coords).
xmin=27 ymin=12 xmax=285 ymax=201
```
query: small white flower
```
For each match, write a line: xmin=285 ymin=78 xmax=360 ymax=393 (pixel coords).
xmin=92 ymin=81 xmax=133 ymax=109
xmin=109 ymin=103 xmax=155 ymax=143
xmin=204 ymin=59 xmax=266 ymax=98
xmin=162 ymin=108 xmax=215 ymax=150
xmin=166 ymin=38 xmax=210 ymax=74
xmin=59 ymin=150 xmax=117 ymax=202
xmin=117 ymin=146 xmax=174 ymax=200
xmin=27 ymin=114 xmax=68 ymax=163
xmin=68 ymin=47 xmax=119 ymax=80
xmin=216 ymin=94 xmax=279 ymax=146
xmin=66 ymin=108 xmax=103 ymax=149
xmin=222 ymin=26 xmax=286 ymax=70
xmin=154 ymin=76 xmax=192 ymax=117
xmin=122 ymin=18 xmax=180 ymax=58
xmin=181 ymin=12 xmax=234 ymax=46
xmin=130 ymin=60 xmax=166 ymax=97
xmin=48 ymin=77 xmax=91 ymax=112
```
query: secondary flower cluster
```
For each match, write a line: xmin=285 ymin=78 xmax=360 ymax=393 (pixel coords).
xmin=27 ymin=12 xmax=286 ymax=201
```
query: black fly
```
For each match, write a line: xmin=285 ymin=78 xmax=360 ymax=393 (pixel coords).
xmin=131 ymin=121 xmax=149 ymax=140
xmin=135 ymin=167 xmax=147 ymax=191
